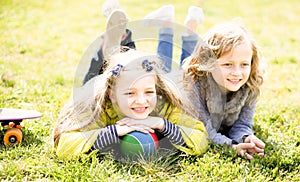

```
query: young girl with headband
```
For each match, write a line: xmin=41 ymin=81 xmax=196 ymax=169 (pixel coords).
xmin=54 ymin=49 xmax=208 ymax=158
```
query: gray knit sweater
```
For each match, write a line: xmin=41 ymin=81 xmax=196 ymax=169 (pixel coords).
xmin=191 ymin=73 xmax=255 ymax=146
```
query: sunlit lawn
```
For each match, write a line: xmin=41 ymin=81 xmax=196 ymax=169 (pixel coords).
xmin=0 ymin=0 xmax=299 ymax=181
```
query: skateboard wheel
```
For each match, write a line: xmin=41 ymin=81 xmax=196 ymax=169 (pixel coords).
xmin=3 ymin=128 xmax=23 ymax=146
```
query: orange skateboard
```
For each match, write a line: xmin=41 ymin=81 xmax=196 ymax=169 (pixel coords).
xmin=0 ymin=108 xmax=41 ymax=146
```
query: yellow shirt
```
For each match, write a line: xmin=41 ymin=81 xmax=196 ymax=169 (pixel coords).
xmin=55 ymin=101 xmax=208 ymax=158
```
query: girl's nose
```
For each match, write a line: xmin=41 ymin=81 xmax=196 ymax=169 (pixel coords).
xmin=135 ymin=94 xmax=147 ymax=104
xmin=231 ymin=66 xmax=242 ymax=76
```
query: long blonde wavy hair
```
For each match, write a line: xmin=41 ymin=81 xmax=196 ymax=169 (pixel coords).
xmin=184 ymin=21 xmax=264 ymax=103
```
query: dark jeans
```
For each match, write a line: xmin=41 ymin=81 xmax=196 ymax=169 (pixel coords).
xmin=83 ymin=29 xmax=136 ymax=85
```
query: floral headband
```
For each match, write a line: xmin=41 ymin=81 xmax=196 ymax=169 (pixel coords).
xmin=111 ymin=59 xmax=155 ymax=77
xmin=111 ymin=64 xmax=123 ymax=77
xmin=142 ymin=59 xmax=154 ymax=72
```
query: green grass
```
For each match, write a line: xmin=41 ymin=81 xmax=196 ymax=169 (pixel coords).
xmin=1 ymin=0 xmax=299 ymax=181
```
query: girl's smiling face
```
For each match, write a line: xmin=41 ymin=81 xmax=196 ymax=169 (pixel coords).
xmin=211 ymin=41 xmax=252 ymax=92
xmin=110 ymin=73 xmax=157 ymax=120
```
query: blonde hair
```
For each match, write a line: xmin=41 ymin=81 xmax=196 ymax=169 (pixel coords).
xmin=184 ymin=22 xmax=264 ymax=103
xmin=54 ymin=49 xmax=192 ymax=146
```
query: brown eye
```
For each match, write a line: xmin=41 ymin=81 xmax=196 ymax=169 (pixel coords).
xmin=222 ymin=63 xmax=232 ymax=67
xmin=146 ymin=91 xmax=155 ymax=94
xmin=124 ymin=92 xmax=134 ymax=95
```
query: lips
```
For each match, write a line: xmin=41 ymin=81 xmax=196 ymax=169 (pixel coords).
xmin=227 ymin=79 xmax=242 ymax=84
xmin=131 ymin=107 xmax=148 ymax=113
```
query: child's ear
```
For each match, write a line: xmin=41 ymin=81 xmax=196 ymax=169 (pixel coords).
xmin=108 ymin=88 xmax=116 ymax=103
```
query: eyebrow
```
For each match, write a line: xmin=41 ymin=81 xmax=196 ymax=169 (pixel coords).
xmin=219 ymin=59 xmax=251 ymax=63
xmin=128 ymin=87 xmax=156 ymax=91
xmin=145 ymin=86 xmax=156 ymax=89
xmin=120 ymin=86 xmax=156 ymax=91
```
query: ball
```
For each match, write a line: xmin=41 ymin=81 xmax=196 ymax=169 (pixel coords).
xmin=120 ymin=131 xmax=159 ymax=157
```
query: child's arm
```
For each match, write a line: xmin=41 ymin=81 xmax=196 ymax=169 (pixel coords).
xmin=117 ymin=117 xmax=185 ymax=146
xmin=56 ymin=128 xmax=102 ymax=158
xmin=158 ymin=119 xmax=185 ymax=146
xmin=204 ymin=120 xmax=234 ymax=146
xmin=93 ymin=123 xmax=154 ymax=150
xmin=162 ymin=104 xmax=209 ymax=155
xmin=196 ymin=95 xmax=235 ymax=146
xmin=92 ymin=125 xmax=120 ymax=151
xmin=115 ymin=117 xmax=191 ymax=155
xmin=117 ymin=101 xmax=209 ymax=155
xmin=172 ymin=115 xmax=209 ymax=155
xmin=227 ymin=104 xmax=255 ymax=143
xmin=55 ymin=124 xmax=134 ymax=158
xmin=228 ymin=103 xmax=265 ymax=159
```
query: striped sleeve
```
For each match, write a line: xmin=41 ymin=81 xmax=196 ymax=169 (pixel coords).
xmin=92 ymin=125 xmax=120 ymax=151
xmin=158 ymin=119 xmax=185 ymax=146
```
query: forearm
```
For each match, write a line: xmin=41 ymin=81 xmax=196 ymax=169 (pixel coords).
xmin=92 ymin=125 xmax=120 ymax=151
xmin=158 ymin=119 xmax=185 ymax=146
xmin=228 ymin=124 xmax=253 ymax=143
xmin=205 ymin=120 xmax=234 ymax=147
xmin=228 ymin=105 xmax=255 ymax=143
xmin=196 ymin=100 xmax=238 ymax=146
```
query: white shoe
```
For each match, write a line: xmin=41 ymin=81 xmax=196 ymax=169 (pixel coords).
xmin=143 ymin=5 xmax=174 ymax=26
xmin=102 ymin=0 xmax=120 ymax=18
xmin=103 ymin=9 xmax=127 ymax=58
xmin=184 ymin=6 xmax=205 ymax=25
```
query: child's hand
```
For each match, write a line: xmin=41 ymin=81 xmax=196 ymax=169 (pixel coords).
xmin=116 ymin=117 xmax=164 ymax=132
xmin=115 ymin=124 xmax=135 ymax=136
xmin=115 ymin=122 xmax=154 ymax=136
xmin=244 ymin=135 xmax=265 ymax=157
xmin=232 ymin=142 xmax=256 ymax=160
xmin=116 ymin=118 xmax=156 ymax=135
xmin=232 ymin=135 xmax=265 ymax=160
xmin=136 ymin=116 xmax=164 ymax=130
